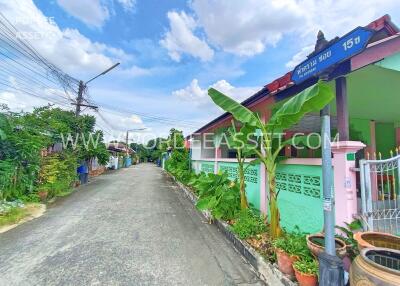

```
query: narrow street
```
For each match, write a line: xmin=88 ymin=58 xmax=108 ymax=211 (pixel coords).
xmin=0 ymin=164 xmax=263 ymax=286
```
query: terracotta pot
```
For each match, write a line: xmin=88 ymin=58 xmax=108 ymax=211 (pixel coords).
xmin=354 ymin=231 xmax=400 ymax=251
xmin=306 ymin=234 xmax=347 ymax=258
xmin=38 ymin=190 xmax=48 ymax=202
xmin=350 ymin=247 xmax=400 ymax=286
xmin=276 ymin=248 xmax=298 ymax=276
xmin=294 ymin=268 xmax=318 ymax=286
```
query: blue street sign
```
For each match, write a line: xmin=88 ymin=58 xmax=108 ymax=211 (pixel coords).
xmin=291 ymin=27 xmax=374 ymax=84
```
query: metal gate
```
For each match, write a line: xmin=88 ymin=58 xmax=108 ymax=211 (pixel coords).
xmin=360 ymin=154 xmax=400 ymax=235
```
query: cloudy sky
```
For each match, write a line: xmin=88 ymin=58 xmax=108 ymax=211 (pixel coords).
xmin=0 ymin=0 xmax=399 ymax=143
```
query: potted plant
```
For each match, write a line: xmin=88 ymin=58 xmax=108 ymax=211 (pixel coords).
xmin=293 ymin=257 xmax=319 ymax=286
xmin=306 ymin=233 xmax=347 ymax=258
xmin=273 ymin=232 xmax=308 ymax=276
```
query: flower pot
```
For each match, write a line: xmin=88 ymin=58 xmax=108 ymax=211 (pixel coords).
xmin=38 ymin=190 xmax=48 ymax=202
xmin=353 ymin=231 xmax=400 ymax=251
xmin=276 ymin=248 xmax=298 ymax=276
xmin=306 ymin=234 xmax=347 ymax=258
xmin=350 ymin=247 xmax=400 ymax=286
xmin=294 ymin=268 xmax=318 ymax=286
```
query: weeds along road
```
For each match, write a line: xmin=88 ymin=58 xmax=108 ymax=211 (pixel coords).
xmin=0 ymin=163 xmax=264 ymax=286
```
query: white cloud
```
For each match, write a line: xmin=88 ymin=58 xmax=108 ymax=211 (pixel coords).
xmin=299 ymin=0 xmax=400 ymax=39
xmin=0 ymin=1 xmax=145 ymax=79
xmin=191 ymin=0 xmax=304 ymax=56
xmin=284 ymin=0 xmax=400 ymax=70
xmin=173 ymin=79 xmax=258 ymax=109
xmin=0 ymin=88 xmax=69 ymax=112
xmin=160 ymin=11 xmax=214 ymax=62
xmin=117 ymin=0 xmax=136 ymax=12
xmin=188 ymin=0 xmax=400 ymax=58
xmin=57 ymin=0 xmax=109 ymax=28
xmin=117 ymin=65 xmax=152 ymax=77
xmin=285 ymin=45 xmax=314 ymax=69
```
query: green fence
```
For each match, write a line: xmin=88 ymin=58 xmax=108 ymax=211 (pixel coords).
xmin=218 ymin=162 xmax=261 ymax=210
xmin=192 ymin=159 xmax=323 ymax=233
xmin=200 ymin=161 xmax=215 ymax=174
xmin=276 ymin=164 xmax=324 ymax=233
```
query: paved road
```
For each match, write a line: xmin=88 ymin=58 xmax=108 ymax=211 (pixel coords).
xmin=0 ymin=163 xmax=263 ymax=286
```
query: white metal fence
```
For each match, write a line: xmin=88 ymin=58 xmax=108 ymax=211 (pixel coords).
xmin=360 ymin=154 xmax=400 ymax=235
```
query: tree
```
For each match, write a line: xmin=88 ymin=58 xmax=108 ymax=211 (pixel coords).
xmin=208 ymin=81 xmax=334 ymax=239
xmin=0 ymin=105 xmax=110 ymax=200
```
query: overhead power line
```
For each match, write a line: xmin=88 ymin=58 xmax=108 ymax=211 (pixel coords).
xmin=0 ymin=12 xmax=79 ymax=108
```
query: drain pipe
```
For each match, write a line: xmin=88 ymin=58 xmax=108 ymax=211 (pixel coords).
xmin=318 ymin=104 xmax=344 ymax=286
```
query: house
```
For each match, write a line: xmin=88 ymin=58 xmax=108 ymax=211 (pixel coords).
xmin=187 ymin=15 xmax=400 ymax=235
xmin=107 ymin=142 xmax=135 ymax=169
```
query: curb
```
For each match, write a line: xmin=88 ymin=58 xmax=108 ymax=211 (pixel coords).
xmin=165 ymin=171 xmax=297 ymax=286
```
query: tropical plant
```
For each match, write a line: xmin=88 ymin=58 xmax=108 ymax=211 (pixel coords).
xmin=335 ymin=219 xmax=362 ymax=260
xmin=230 ymin=208 xmax=267 ymax=239
xmin=164 ymin=128 xmax=195 ymax=184
xmin=293 ymin=257 xmax=319 ymax=275
xmin=221 ymin=121 xmax=258 ymax=210
xmin=194 ymin=172 xmax=241 ymax=220
xmin=208 ymin=81 xmax=334 ymax=239
xmin=272 ymin=230 xmax=310 ymax=257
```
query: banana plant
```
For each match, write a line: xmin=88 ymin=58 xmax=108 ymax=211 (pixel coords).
xmin=224 ymin=121 xmax=258 ymax=210
xmin=208 ymin=81 xmax=334 ymax=239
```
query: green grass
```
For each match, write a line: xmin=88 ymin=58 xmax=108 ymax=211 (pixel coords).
xmin=0 ymin=207 xmax=28 ymax=227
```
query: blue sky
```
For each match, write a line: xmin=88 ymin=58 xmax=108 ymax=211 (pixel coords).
xmin=1 ymin=0 xmax=400 ymax=142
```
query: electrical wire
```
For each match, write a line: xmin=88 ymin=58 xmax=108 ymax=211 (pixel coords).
xmin=0 ymin=12 xmax=79 ymax=106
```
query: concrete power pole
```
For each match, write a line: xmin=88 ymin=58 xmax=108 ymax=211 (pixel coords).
xmin=75 ymin=80 xmax=85 ymax=116
xmin=73 ymin=63 xmax=120 ymax=116
xmin=73 ymin=80 xmax=98 ymax=116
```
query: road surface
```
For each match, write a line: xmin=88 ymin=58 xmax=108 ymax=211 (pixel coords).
xmin=0 ymin=163 xmax=263 ymax=286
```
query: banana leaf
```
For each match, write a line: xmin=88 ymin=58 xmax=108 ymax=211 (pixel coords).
xmin=267 ymin=81 xmax=334 ymax=132
xmin=208 ymin=88 xmax=261 ymax=128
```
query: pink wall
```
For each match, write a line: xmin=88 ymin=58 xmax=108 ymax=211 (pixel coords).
xmin=332 ymin=141 xmax=366 ymax=227
xmin=351 ymin=35 xmax=400 ymax=71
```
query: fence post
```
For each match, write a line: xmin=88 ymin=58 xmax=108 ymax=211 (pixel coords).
xmin=331 ymin=141 xmax=366 ymax=227
xmin=359 ymin=159 xmax=367 ymax=230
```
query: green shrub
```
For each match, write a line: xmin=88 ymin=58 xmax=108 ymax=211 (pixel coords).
xmin=194 ymin=172 xmax=241 ymax=220
xmin=293 ymin=257 xmax=319 ymax=275
xmin=38 ymin=152 xmax=77 ymax=198
xmin=272 ymin=231 xmax=309 ymax=257
xmin=230 ymin=209 xmax=267 ymax=239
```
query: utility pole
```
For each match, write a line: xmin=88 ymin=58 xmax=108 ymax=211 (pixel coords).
xmin=318 ymin=103 xmax=344 ymax=285
xmin=125 ymin=130 xmax=129 ymax=155
xmin=72 ymin=63 xmax=120 ymax=116
xmin=75 ymin=80 xmax=84 ymax=116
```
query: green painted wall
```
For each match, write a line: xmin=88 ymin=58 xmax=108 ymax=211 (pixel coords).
xmin=218 ymin=162 xmax=261 ymax=210
xmin=199 ymin=161 xmax=215 ymax=174
xmin=350 ymin=118 xmax=371 ymax=145
xmin=376 ymin=122 xmax=396 ymax=158
xmin=276 ymin=164 xmax=324 ymax=233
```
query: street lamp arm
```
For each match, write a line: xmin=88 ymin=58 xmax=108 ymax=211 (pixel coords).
xmin=85 ymin=63 xmax=120 ymax=85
